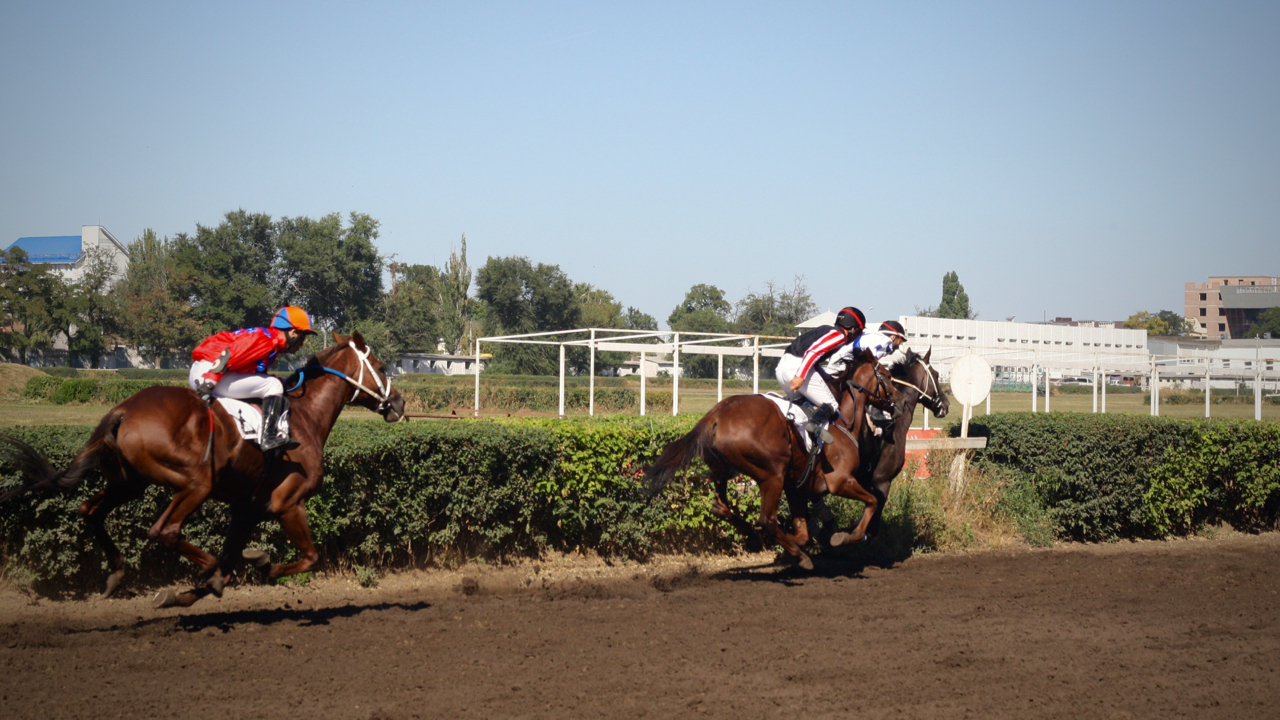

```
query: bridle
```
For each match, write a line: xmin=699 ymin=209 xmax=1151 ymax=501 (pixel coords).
xmin=890 ymin=354 xmax=942 ymax=409
xmin=286 ymin=343 xmax=396 ymax=413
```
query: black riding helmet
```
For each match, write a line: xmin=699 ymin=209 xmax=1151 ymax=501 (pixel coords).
xmin=835 ymin=306 xmax=866 ymax=333
xmin=880 ymin=320 xmax=906 ymax=340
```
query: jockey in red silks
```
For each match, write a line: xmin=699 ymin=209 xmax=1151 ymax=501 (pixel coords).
xmin=774 ymin=306 xmax=866 ymax=443
xmin=188 ymin=306 xmax=317 ymax=451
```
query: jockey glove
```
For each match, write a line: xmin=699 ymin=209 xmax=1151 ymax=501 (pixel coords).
xmin=196 ymin=379 xmax=216 ymax=403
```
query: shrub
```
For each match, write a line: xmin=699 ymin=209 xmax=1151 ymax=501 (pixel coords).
xmin=966 ymin=413 xmax=1280 ymax=541
xmin=40 ymin=367 xmax=80 ymax=378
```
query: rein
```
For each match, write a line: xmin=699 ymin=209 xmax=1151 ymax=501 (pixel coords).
xmin=890 ymin=356 xmax=941 ymax=406
xmin=284 ymin=343 xmax=395 ymax=412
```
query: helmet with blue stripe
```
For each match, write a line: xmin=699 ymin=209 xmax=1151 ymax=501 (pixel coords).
xmin=271 ymin=306 xmax=316 ymax=334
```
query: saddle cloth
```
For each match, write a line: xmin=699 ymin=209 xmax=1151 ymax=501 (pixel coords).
xmin=215 ymin=397 xmax=290 ymax=444
xmin=761 ymin=392 xmax=815 ymax=453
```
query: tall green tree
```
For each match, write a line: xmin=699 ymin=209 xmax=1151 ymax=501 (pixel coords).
xmin=1245 ymin=307 xmax=1280 ymax=338
xmin=277 ymin=212 xmax=384 ymax=333
xmin=1124 ymin=310 xmax=1195 ymax=337
xmin=172 ymin=210 xmax=281 ymax=332
xmin=668 ymin=283 xmax=734 ymax=379
xmin=63 ymin=246 xmax=123 ymax=367
xmin=0 ymin=246 xmax=61 ymax=364
xmin=438 ymin=235 xmax=472 ymax=355
xmin=936 ymin=271 xmax=974 ymax=320
xmin=385 ymin=261 xmax=442 ymax=353
xmin=114 ymin=230 xmax=203 ymax=368
xmin=735 ymin=277 xmax=816 ymax=337
xmin=475 ymin=256 xmax=579 ymax=374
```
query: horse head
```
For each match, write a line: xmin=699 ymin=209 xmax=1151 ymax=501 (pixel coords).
xmin=894 ymin=347 xmax=948 ymax=418
xmin=309 ymin=331 xmax=406 ymax=422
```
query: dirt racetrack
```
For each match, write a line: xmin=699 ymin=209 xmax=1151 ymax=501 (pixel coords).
xmin=3 ymin=532 xmax=1279 ymax=720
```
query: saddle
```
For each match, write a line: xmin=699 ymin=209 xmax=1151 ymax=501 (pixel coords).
xmin=214 ymin=397 xmax=290 ymax=445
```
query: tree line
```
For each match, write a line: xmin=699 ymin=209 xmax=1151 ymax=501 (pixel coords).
xmin=1 ymin=209 xmax=825 ymax=376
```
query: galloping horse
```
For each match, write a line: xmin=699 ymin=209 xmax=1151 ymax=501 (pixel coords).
xmin=826 ymin=348 xmax=949 ymax=545
xmin=646 ymin=353 xmax=897 ymax=570
xmin=0 ymin=332 xmax=404 ymax=607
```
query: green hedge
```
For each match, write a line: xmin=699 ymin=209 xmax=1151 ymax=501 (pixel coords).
xmin=401 ymin=385 xmax=674 ymax=414
xmin=0 ymin=416 xmax=737 ymax=594
xmin=965 ymin=413 xmax=1280 ymax=541
xmin=22 ymin=377 xmax=187 ymax=404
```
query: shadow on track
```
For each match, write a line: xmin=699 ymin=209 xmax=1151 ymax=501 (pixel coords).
xmin=67 ymin=600 xmax=433 ymax=636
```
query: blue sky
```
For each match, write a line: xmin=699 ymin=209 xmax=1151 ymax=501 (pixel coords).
xmin=2 ymin=1 xmax=1277 ymax=327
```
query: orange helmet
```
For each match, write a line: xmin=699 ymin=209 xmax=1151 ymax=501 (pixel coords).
xmin=271 ymin=306 xmax=316 ymax=334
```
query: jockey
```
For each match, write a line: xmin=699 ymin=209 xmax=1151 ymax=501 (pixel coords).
xmin=855 ymin=320 xmax=909 ymax=369
xmin=775 ymin=306 xmax=866 ymax=443
xmin=188 ymin=306 xmax=317 ymax=451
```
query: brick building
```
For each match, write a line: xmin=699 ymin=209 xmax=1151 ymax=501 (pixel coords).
xmin=1184 ymin=276 xmax=1280 ymax=339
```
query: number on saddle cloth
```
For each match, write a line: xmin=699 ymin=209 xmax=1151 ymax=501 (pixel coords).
xmin=214 ymin=397 xmax=290 ymax=445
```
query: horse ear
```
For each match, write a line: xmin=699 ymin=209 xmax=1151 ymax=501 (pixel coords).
xmin=351 ymin=330 xmax=367 ymax=351
xmin=924 ymin=347 xmax=932 ymax=362
xmin=332 ymin=331 xmax=347 ymax=345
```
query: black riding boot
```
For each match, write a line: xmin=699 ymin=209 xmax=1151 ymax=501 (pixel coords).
xmin=805 ymin=404 xmax=836 ymax=445
xmin=259 ymin=396 xmax=299 ymax=452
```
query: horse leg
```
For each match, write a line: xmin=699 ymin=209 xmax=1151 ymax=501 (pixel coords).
xmin=758 ymin=479 xmax=813 ymax=571
xmin=147 ymin=486 xmax=220 ymax=609
xmin=259 ymin=502 xmax=320 ymax=580
xmin=825 ymin=473 xmax=880 ymax=547
xmin=207 ymin=501 xmax=266 ymax=596
xmin=79 ymin=481 xmax=144 ymax=598
xmin=710 ymin=471 xmax=764 ymax=552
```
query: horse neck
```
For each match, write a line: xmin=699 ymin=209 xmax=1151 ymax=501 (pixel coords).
xmin=288 ymin=370 xmax=354 ymax=447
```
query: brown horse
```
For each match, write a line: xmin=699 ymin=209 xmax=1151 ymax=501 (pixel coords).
xmin=646 ymin=354 xmax=897 ymax=570
xmin=0 ymin=332 xmax=404 ymax=608
xmin=823 ymin=348 xmax=949 ymax=545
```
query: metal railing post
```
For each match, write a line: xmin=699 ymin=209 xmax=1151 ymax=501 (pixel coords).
xmin=558 ymin=344 xmax=566 ymax=417
xmin=672 ymin=332 xmax=680 ymax=416
xmin=639 ymin=351 xmax=646 ymax=416
xmin=589 ymin=328 xmax=596 ymax=416
xmin=473 ymin=339 xmax=481 ymax=417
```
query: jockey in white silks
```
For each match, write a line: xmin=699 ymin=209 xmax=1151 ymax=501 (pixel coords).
xmin=853 ymin=320 xmax=910 ymax=429
xmin=774 ymin=306 xmax=866 ymax=443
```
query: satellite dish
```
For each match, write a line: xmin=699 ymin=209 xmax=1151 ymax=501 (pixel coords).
xmin=949 ymin=354 xmax=993 ymax=407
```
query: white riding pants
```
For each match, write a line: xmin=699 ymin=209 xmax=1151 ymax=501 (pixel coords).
xmin=189 ymin=360 xmax=283 ymax=399
xmin=774 ymin=353 xmax=838 ymax=411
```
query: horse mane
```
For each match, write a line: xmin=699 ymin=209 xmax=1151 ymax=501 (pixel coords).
xmin=888 ymin=348 xmax=921 ymax=379
xmin=282 ymin=341 xmax=350 ymax=389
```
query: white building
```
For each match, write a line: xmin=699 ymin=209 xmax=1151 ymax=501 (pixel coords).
xmin=5 ymin=226 xmax=129 ymax=287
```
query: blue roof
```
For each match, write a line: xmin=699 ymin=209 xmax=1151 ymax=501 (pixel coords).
xmin=5 ymin=236 xmax=84 ymax=264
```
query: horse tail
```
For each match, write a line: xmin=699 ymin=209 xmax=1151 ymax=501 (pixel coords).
xmin=645 ymin=415 xmax=719 ymax=498
xmin=0 ymin=409 xmax=123 ymax=503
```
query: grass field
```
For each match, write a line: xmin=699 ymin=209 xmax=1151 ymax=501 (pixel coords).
xmin=3 ymin=383 xmax=1275 ymax=427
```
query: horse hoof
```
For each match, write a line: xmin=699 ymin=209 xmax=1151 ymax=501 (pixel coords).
xmin=152 ymin=589 xmax=179 ymax=609
xmin=206 ymin=573 xmax=226 ymax=598
xmin=102 ymin=572 xmax=123 ymax=599
xmin=242 ymin=549 xmax=271 ymax=569
xmin=797 ymin=552 xmax=814 ymax=571
xmin=829 ymin=532 xmax=852 ymax=547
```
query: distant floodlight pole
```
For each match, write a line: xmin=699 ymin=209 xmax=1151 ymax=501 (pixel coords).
xmin=672 ymin=332 xmax=680 ymax=416
xmin=639 ymin=350 xmax=646 ymax=416
xmin=589 ymin=328 xmax=596 ymax=416
xmin=558 ymin=344 xmax=566 ymax=417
